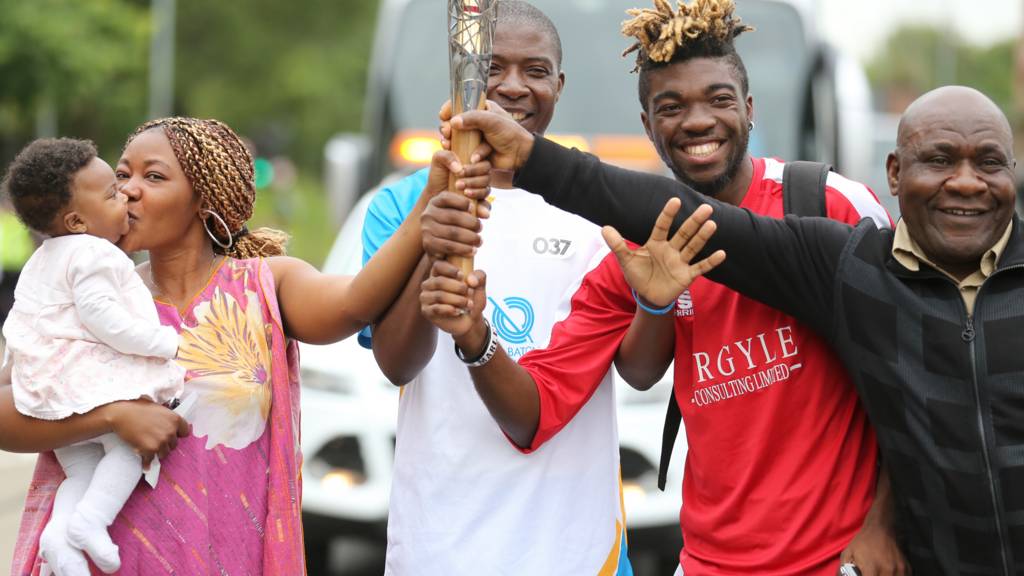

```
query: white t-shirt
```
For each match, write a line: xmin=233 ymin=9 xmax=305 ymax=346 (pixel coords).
xmin=3 ymin=234 xmax=183 ymax=419
xmin=363 ymin=179 xmax=628 ymax=575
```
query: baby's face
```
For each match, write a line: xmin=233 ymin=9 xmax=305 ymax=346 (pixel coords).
xmin=69 ymin=157 xmax=130 ymax=244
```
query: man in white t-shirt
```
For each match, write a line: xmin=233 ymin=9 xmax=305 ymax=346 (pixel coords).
xmin=361 ymin=2 xmax=633 ymax=574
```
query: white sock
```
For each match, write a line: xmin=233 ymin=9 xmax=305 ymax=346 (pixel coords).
xmin=40 ymin=521 xmax=91 ymax=576
xmin=49 ymin=443 xmax=101 ymax=576
xmin=64 ymin=434 xmax=141 ymax=574
xmin=65 ymin=512 xmax=119 ymax=574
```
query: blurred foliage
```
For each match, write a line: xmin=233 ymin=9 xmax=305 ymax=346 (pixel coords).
xmin=173 ymin=0 xmax=380 ymax=262
xmin=253 ymin=177 xmax=333 ymax=266
xmin=0 ymin=0 xmax=151 ymax=164
xmin=867 ymin=25 xmax=1015 ymax=119
xmin=175 ymin=0 xmax=378 ymax=172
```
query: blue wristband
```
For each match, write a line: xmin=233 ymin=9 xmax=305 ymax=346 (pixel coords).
xmin=632 ymin=288 xmax=675 ymax=315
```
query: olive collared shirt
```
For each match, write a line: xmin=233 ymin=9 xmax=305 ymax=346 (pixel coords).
xmin=891 ymin=219 xmax=1013 ymax=315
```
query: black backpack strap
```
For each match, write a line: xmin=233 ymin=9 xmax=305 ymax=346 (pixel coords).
xmin=657 ymin=392 xmax=682 ymax=491
xmin=656 ymin=161 xmax=832 ymax=492
xmin=782 ymin=160 xmax=831 ymax=218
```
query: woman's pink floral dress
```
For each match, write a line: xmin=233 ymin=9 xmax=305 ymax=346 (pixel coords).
xmin=12 ymin=258 xmax=306 ymax=575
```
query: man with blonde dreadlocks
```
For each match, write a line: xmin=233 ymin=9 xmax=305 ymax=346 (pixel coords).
xmin=421 ymin=0 xmax=908 ymax=574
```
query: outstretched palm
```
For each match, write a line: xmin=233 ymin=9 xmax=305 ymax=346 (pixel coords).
xmin=602 ymin=200 xmax=726 ymax=308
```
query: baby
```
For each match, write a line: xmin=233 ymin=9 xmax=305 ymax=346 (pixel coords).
xmin=1 ymin=139 xmax=184 ymax=575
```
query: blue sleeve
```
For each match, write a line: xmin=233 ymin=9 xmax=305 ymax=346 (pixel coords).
xmin=358 ymin=168 xmax=430 ymax=348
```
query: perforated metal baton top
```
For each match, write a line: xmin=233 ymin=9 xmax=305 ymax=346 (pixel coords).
xmin=448 ymin=0 xmax=498 ymax=115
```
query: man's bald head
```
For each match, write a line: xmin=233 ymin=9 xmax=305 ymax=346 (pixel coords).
xmin=897 ymin=86 xmax=1013 ymax=150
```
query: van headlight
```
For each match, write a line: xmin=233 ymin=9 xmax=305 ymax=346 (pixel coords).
xmin=308 ymin=436 xmax=367 ymax=490
xmin=620 ymin=447 xmax=658 ymax=509
xmin=321 ymin=469 xmax=365 ymax=491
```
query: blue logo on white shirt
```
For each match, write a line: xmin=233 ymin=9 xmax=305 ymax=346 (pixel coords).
xmin=488 ymin=296 xmax=534 ymax=344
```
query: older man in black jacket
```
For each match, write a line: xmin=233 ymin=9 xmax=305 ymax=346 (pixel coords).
xmin=440 ymin=86 xmax=1020 ymax=574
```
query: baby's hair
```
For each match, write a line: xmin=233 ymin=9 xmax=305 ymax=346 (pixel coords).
xmin=126 ymin=117 xmax=288 ymax=259
xmin=622 ymin=0 xmax=753 ymax=106
xmin=1 ymin=138 xmax=97 ymax=234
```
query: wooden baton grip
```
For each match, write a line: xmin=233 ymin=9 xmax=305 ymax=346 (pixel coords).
xmin=445 ymin=122 xmax=482 ymax=279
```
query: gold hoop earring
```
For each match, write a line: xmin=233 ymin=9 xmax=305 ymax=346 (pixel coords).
xmin=202 ymin=209 xmax=233 ymax=249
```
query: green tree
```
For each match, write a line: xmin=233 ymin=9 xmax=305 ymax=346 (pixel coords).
xmin=0 ymin=0 xmax=151 ymax=164
xmin=172 ymin=0 xmax=380 ymax=263
xmin=174 ymin=0 xmax=379 ymax=171
xmin=867 ymin=25 xmax=1015 ymax=119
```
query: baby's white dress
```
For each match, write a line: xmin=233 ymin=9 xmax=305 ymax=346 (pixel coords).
xmin=2 ymin=234 xmax=184 ymax=419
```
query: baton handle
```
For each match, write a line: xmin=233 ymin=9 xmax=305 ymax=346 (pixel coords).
xmin=445 ymin=106 xmax=484 ymax=279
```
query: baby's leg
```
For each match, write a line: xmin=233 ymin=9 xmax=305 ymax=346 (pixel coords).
xmin=66 ymin=433 xmax=143 ymax=574
xmin=48 ymin=444 xmax=101 ymax=576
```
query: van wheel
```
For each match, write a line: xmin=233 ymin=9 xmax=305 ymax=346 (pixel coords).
xmin=304 ymin=534 xmax=331 ymax=575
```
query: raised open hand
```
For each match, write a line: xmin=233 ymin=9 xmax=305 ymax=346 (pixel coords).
xmin=602 ymin=200 xmax=726 ymax=309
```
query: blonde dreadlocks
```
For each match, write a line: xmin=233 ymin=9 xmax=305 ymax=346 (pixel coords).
xmin=126 ymin=117 xmax=289 ymax=259
xmin=621 ymin=0 xmax=754 ymax=109
xmin=621 ymin=0 xmax=753 ymax=72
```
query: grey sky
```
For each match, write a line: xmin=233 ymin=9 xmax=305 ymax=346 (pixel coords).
xmin=818 ymin=0 xmax=1021 ymax=62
